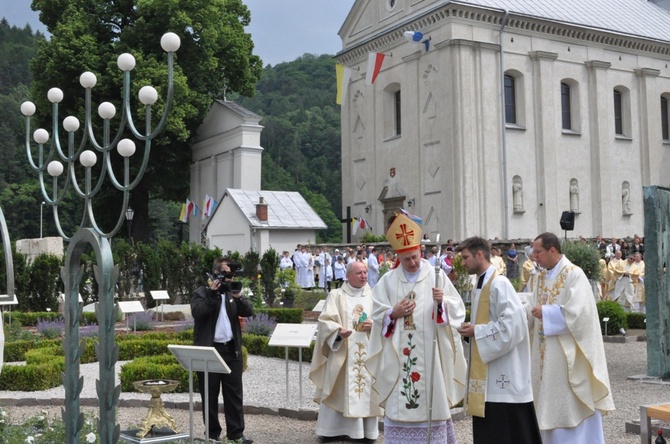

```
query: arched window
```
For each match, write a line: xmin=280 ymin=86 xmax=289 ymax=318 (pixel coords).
xmin=561 ymin=83 xmax=571 ymax=130
xmin=504 ymin=74 xmax=516 ymax=124
xmin=613 ymin=89 xmax=623 ymax=135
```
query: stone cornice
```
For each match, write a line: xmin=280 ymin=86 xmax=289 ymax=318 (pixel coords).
xmin=528 ymin=50 xmax=558 ymax=61
xmin=585 ymin=60 xmax=612 ymax=70
xmin=335 ymin=2 xmax=670 ymax=65
xmin=634 ymin=67 xmax=661 ymax=78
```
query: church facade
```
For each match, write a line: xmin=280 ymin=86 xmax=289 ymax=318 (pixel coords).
xmin=337 ymin=0 xmax=670 ymax=241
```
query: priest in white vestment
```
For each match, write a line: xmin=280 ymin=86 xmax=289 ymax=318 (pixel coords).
xmin=529 ymin=233 xmax=615 ymax=444
xmin=309 ymin=261 xmax=382 ymax=442
xmin=294 ymin=246 xmax=312 ymax=289
xmin=368 ymin=214 xmax=467 ymax=444
xmin=633 ymin=253 xmax=645 ymax=313
xmin=455 ymin=237 xmax=542 ymax=444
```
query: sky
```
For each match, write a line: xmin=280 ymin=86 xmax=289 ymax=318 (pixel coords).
xmin=0 ymin=0 xmax=355 ymax=66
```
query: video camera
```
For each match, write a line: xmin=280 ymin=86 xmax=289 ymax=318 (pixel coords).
xmin=208 ymin=262 xmax=244 ymax=293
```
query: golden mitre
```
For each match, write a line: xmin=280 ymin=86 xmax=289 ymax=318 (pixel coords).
xmin=386 ymin=213 xmax=422 ymax=254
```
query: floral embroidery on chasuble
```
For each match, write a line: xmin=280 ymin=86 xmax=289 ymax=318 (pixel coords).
xmin=345 ymin=294 xmax=373 ymax=417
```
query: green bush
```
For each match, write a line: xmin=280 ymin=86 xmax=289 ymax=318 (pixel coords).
xmin=257 ymin=308 xmax=303 ymax=324
xmin=562 ymin=241 xmax=601 ymax=281
xmin=596 ymin=301 xmax=628 ymax=335
xmin=293 ymin=290 xmax=323 ymax=311
xmin=627 ymin=312 xmax=646 ymax=329
xmin=0 ymin=360 xmax=62 ymax=391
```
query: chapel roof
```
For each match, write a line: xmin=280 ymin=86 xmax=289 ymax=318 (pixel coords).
xmin=222 ymin=189 xmax=327 ymax=230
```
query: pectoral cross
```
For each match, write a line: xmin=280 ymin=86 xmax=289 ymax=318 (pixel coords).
xmin=496 ymin=375 xmax=510 ymax=389
xmin=485 ymin=328 xmax=498 ymax=341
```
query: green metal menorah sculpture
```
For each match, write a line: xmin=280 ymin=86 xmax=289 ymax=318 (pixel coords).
xmin=20 ymin=32 xmax=180 ymax=444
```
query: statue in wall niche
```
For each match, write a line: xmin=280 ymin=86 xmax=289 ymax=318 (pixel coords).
xmin=622 ymin=183 xmax=632 ymax=215
xmin=569 ymin=179 xmax=579 ymax=213
xmin=512 ymin=179 xmax=524 ymax=213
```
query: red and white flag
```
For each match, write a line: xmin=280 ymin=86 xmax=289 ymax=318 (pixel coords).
xmin=365 ymin=52 xmax=386 ymax=85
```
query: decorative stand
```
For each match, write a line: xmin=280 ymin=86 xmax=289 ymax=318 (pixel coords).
xmin=268 ymin=323 xmax=317 ymax=406
xmin=119 ymin=380 xmax=189 ymax=443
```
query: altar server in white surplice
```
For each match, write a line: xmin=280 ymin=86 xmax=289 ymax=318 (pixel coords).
xmin=529 ymin=232 xmax=615 ymax=444
xmin=309 ymin=261 xmax=381 ymax=442
xmin=455 ymin=237 xmax=542 ymax=444
xmin=367 ymin=213 xmax=466 ymax=444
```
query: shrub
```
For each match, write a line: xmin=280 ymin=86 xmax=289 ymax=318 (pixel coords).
xmin=562 ymin=241 xmax=601 ymax=281
xmin=36 ymin=317 xmax=65 ymax=339
xmin=128 ymin=311 xmax=154 ymax=331
xmin=243 ymin=312 xmax=277 ymax=336
xmin=596 ymin=301 xmax=628 ymax=335
xmin=79 ymin=322 xmax=99 ymax=338
xmin=627 ymin=312 xmax=646 ymax=329
xmin=242 ymin=333 xmax=314 ymax=362
xmin=257 ymin=308 xmax=303 ymax=324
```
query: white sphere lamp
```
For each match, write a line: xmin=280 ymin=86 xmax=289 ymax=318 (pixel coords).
xmin=63 ymin=116 xmax=80 ymax=132
xmin=21 ymin=101 xmax=36 ymax=116
xmin=161 ymin=32 xmax=181 ymax=52
xmin=138 ymin=86 xmax=158 ymax=105
xmin=117 ymin=53 xmax=136 ymax=71
xmin=33 ymin=128 xmax=50 ymax=144
xmin=80 ymin=150 xmax=97 ymax=168
xmin=98 ymin=102 xmax=116 ymax=120
xmin=47 ymin=88 xmax=64 ymax=103
xmin=80 ymin=72 xmax=97 ymax=89
xmin=117 ymin=139 xmax=136 ymax=157
xmin=47 ymin=161 xmax=64 ymax=177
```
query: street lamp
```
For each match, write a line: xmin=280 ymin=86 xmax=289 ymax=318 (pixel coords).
xmin=21 ymin=31 xmax=180 ymax=443
xmin=125 ymin=206 xmax=134 ymax=241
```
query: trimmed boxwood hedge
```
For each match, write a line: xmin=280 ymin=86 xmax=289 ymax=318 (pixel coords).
xmin=2 ymin=311 xmax=97 ymax=327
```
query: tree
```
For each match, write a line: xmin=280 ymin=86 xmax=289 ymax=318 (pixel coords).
xmin=29 ymin=0 xmax=262 ymax=242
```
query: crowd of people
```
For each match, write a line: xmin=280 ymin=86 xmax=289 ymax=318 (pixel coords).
xmin=309 ymin=214 xmax=615 ymax=444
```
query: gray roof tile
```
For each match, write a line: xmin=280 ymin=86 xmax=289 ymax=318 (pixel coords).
xmin=226 ymin=189 xmax=327 ymax=229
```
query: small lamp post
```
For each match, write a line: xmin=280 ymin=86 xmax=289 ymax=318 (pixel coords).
xmin=125 ymin=207 xmax=134 ymax=242
xmin=40 ymin=201 xmax=45 ymax=238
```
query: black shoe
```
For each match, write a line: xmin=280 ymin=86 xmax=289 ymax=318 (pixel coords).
xmin=229 ymin=437 xmax=253 ymax=444
xmin=318 ymin=436 xmax=344 ymax=443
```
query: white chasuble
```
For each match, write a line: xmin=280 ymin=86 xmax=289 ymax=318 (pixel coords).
xmin=345 ymin=293 xmax=373 ymax=417
xmin=529 ymin=256 xmax=614 ymax=432
xmin=368 ymin=260 xmax=467 ymax=423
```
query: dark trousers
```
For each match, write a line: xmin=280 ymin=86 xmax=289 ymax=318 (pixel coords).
xmin=472 ymin=401 xmax=542 ymax=444
xmin=197 ymin=342 xmax=244 ymax=440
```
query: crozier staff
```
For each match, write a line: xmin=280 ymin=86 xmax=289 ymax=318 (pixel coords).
xmin=367 ymin=213 xmax=466 ymax=444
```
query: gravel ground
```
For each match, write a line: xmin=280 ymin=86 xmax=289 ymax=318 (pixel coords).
xmin=2 ymin=337 xmax=669 ymax=443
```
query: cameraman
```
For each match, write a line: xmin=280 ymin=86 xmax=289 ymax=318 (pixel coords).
xmin=191 ymin=257 xmax=254 ymax=444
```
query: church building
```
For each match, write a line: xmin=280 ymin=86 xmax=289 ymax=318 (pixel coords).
xmin=337 ymin=0 xmax=670 ymax=241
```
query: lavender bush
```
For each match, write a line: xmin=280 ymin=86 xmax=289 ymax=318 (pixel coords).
xmin=242 ymin=312 xmax=277 ymax=336
xmin=129 ymin=311 xmax=154 ymax=331
xmin=79 ymin=322 xmax=99 ymax=338
xmin=36 ymin=318 xmax=65 ymax=339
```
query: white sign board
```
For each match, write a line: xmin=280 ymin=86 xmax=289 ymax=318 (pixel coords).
xmin=150 ymin=290 xmax=170 ymax=301
xmin=117 ymin=300 xmax=145 ymax=314
xmin=312 ymin=299 xmax=326 ymax=312
xmin=269 ymin=323 xmax=317 ymax=348
xmin=0 ymin=295 xmax=18 ymax=306
xmin=168 ymin=344 xmax=230 ymax=374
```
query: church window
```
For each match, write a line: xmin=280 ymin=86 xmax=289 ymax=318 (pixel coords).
xmin=661 ymin=96 xmax=669 ymax=140
xmin=613 ymin=86 xmax=631 ymax=138
xmin=394 ymin=90 xmax=402 ymax=136
xmin=383 ymin=83 xmax=402 ymax=140
xmin=504 ymin=75 xmax=516 ymax=124
xmin=614 ymin=90 xmax=623 ymax=135
xmin=560 ymin=79 xmax=580 ymax=134
xmin=561 ymin=83 xmax=571 ymax=130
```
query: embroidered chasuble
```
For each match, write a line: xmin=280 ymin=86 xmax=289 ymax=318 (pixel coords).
xmin=368 ymin=260 xmax=467 ymax=424
xmin=529 ymin=256 xmax=614 ymax=432
xmin=467 ymin=270 xmax=497 ymax=417
xmin=309 ymin=283 xmax=382 ymax=419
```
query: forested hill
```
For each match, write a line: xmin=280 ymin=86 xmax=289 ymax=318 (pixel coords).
xmin=233 ymin=54 xmax=342 ymax=242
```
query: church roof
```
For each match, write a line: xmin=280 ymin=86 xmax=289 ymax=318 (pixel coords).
xmin=224 ymin=189 xmax=327 ymax=230
xmin=455 ymin=0 xmax=670 ymax=42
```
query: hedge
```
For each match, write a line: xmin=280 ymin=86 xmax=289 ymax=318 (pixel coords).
xmin=257 ymin=308 xmax=303 ymax=324
xmin=2 ymin=312 xmax=97 ymax=327
xmin=596 ymin=301 xmax=628 ymax=335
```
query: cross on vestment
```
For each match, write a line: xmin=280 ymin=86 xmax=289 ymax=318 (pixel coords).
xmin=485 ymin=328 xmax=498 ymax=341
xmin=496 ymin=375 xmax=510 ymax=389
xmin=469 ymin=379 xmax=486 ymax=394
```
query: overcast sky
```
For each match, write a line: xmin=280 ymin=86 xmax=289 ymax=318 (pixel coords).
xmin=1 ymin=0 xmax=355 ymax=66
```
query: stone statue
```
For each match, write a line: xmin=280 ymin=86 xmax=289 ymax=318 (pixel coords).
xmin=622 ymin=184 xmax=632 ymax=215
xmin=570 ymin=179 xmax=579 ymax=213
xmin=512 ymin=178 xmax=524 ymax=213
